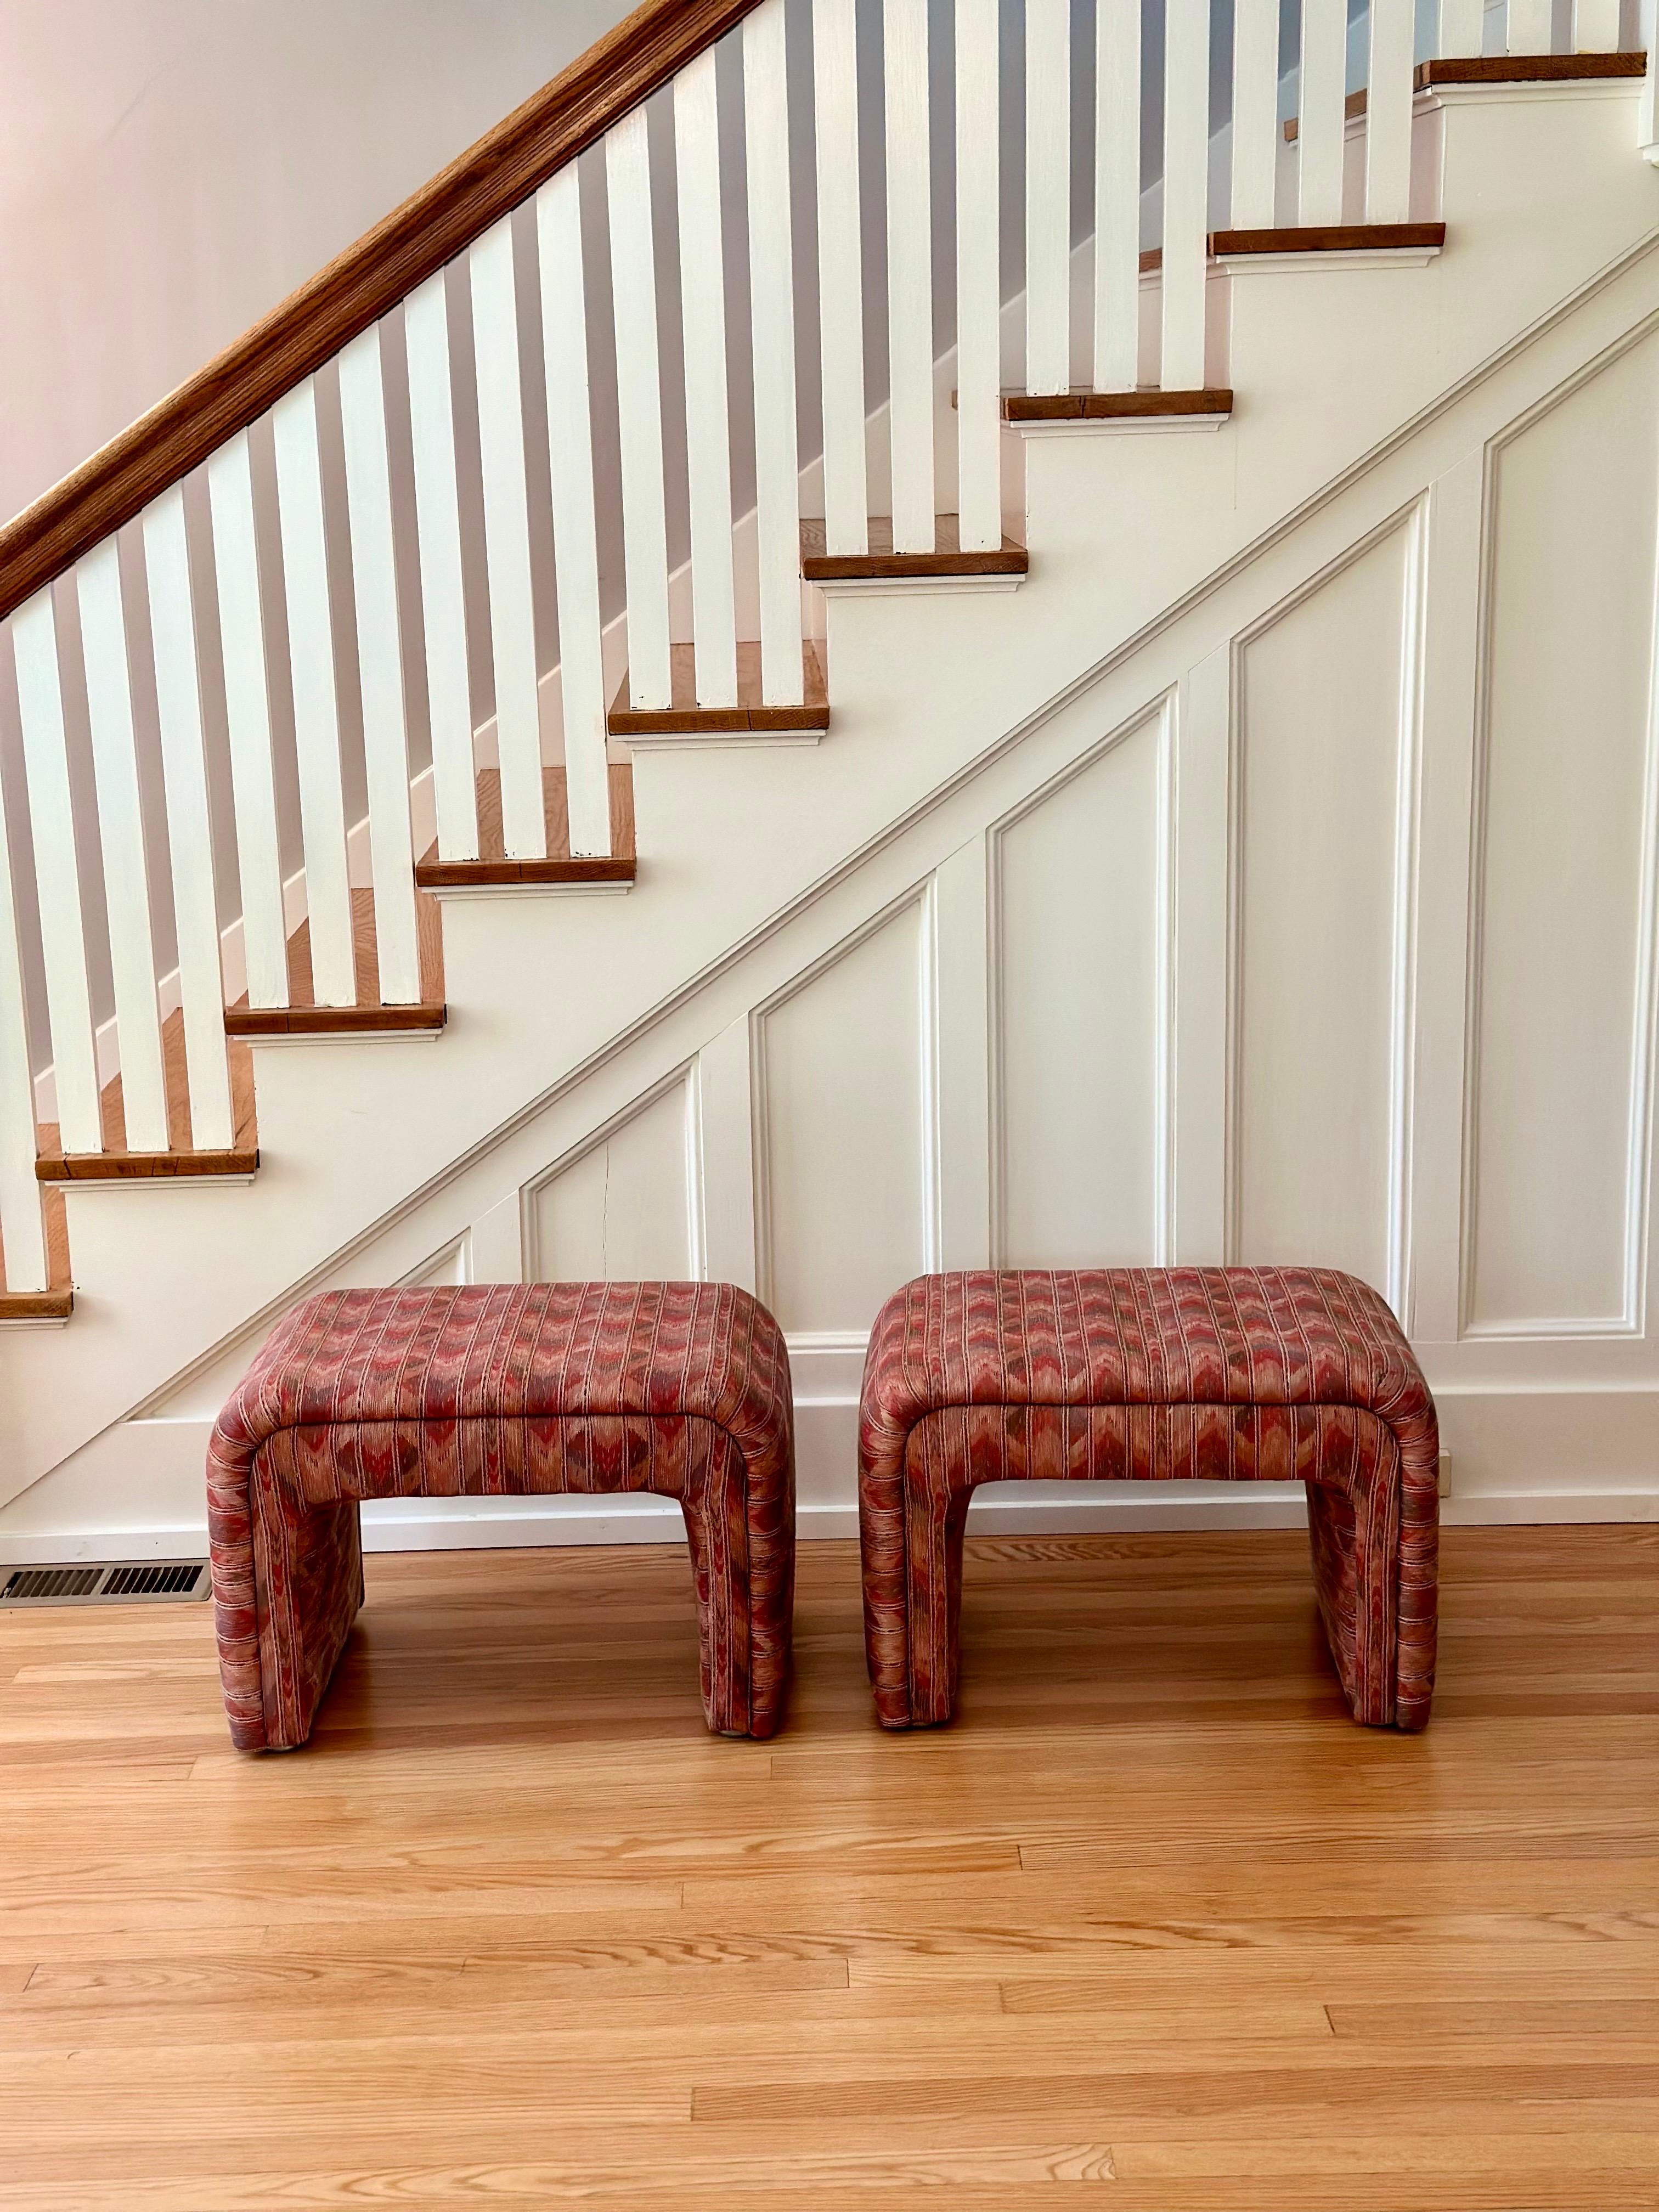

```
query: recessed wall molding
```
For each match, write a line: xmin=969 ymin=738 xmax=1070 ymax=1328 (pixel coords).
xmin=749 ymin=886 xmax=939 ymax=1334
xmin=1226 ymin=498 xmax=1429 ymax=1319
xmin=988 ymin=695 xmax=1176 ymax=1271
xmin=1462 ymin=326 xmax=1659 ymax=1339
xmin=521 ymin=1060 xmax=703 ymax=1288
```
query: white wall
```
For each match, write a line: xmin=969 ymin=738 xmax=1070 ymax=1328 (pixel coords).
xmin=0 ymin=0 xmax=637 ymax=528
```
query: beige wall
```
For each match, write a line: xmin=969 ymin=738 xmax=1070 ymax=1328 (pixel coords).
xmin=1 ymin=0 xmax=635 ymax=526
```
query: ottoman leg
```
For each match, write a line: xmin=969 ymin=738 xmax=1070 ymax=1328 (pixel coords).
xmin=861 ymin=1418 xmax=973 ymax=1729
xmin=1305 ymin=1427 xmax=1402 ymax=1729
xmin=679 ymin=1427 xmax=793 ymax=1740
xmin=210 ymin=1444 xmax=364 ymax=1751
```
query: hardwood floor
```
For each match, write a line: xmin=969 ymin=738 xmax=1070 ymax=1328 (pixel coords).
xmin=1 ymin=1527 xmax=1655 ymax=2208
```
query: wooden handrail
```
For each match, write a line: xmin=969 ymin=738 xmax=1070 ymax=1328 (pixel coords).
xmin=0 ymin=0 xmax=765 ymax=625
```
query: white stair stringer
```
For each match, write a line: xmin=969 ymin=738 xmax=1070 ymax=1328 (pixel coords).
xmin=3 ymin=80 xmax=1659 ymax=1539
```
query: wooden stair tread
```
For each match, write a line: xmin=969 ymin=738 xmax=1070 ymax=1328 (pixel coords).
xmin=36 ymin=1145 xmax=259 ymax=1184
xmin=36 ymin=1008 xmax=258 ymax=1183
xmin=1001 ymin=388 xmax=1232 ymax=424
xmin=801 ymin=516 xmax=1028 ymax=582
xmin=225 ymin=887 xmax=445 ymax=1037
xmin=608 ymin=642 xmax=829 ymax=736
xmin=1210 ymin=222 xmax=1446 ymax=257
xmin=225 ymin=1002 xmax=446 ymax=1038
xmin=1420 ymin=50 xmax=1645 ymax=87
xmin=0 ymin=1286 xmax=74 ymax=1321
xmin=415 ymin=764 xmax=636 ymax=889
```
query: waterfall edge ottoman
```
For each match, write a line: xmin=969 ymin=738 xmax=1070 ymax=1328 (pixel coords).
xmin=208 ymin=1280 xmax=794 ymax=1748
xmin=858 ymin=1267 xmax=1438 ymax=1732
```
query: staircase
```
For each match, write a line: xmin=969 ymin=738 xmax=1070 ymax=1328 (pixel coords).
xmin=3 ymin=0 xmax=1659 ymax=1560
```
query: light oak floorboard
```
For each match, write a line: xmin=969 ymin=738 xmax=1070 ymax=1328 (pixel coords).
xmin=0 ymin=1526 xmax=1654 ymax=2205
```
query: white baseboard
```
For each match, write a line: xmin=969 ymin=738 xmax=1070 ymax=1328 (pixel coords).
xmin=3 ymin=1482 xmax=1654 ymax=1566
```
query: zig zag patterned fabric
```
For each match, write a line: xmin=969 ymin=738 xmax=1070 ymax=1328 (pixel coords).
xmin=859 ymin=1268 xmax=1438 ymax=1731
xmin=208 ymin=1281 xmax=795 ymax=1748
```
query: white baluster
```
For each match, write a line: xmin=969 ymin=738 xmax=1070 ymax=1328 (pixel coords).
xmin=537 ymin=168 xmax=612 ymax=859
xmin=0 ymin=746 xmax=48 ymax=1289
xmin=404 ymin=273 xmax=479 ymax=861
xmin=1506 ymin=0 xmax=1554 ymax=51
xmin=207 ymin=433 xmax=289 ymax=1011
xmin=884 ymin=0 xmax=935 ymax=551
xmin=77 ymin=542 xmax=167 ymax=1150
xmin=813 ymin=0 xmax=868 ymax=557
xmin=1231 ymin=0 xmax=1280 ymax=232
xmin=1297 ymin=0 xmax=1347 ymax=227
xmin=272 ymin=380 xmax=356 ymax=1007
xmin=1437 ymin=0 xmax=1486 ymax=58
xmin=1162 ymin=0 xmax=1210 ymax=391
xmin=339 ymin=323 xmax=421 ymax=1006
xmin=744 ymin=0 xmax=805 ymax=704
xmin=469 ymin=218 xmax=546 ymax=860
xmin=1574 ymin=0 xmax=1620 ymax=49
xmin=143 ymin=487 xmax=235 ymax=1152
xmin=956 ymin=0 xmax=1002 ymax=550
xmin=607 ymin=109 xmax=674 ymax=710
xmin=1026 ymin=0 xmax=1071 ymax=398
xmin=1367 ymin=0 xmax=1416 ymax=225
xmin=1095 ymin=0 xmax=1142 ymax=393
xmin=12 ymin=590 xmax=100 ymax=1153
xmin=676 ymin=50 xmax=741 ymax=701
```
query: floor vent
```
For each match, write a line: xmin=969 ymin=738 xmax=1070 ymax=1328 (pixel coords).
xmin=0 ymin=1560 xmax=211 ymax=1607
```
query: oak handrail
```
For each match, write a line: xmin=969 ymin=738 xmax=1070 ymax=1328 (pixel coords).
xmin=0 ymin=0 xmax=766 ymax=625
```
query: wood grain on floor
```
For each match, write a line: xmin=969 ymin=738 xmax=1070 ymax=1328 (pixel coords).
xmin=0 ymin=1526 xmax=1655 ymax=2208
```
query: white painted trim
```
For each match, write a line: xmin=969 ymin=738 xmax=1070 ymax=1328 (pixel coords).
xmin=748 ymin=883 xmax=939 ymax=1313
xmin=419 ymin=881 xmax=632 ymax=904
xmin=811 ymin=0 xmax=870 ymax=558
xmin=674 ymin=48 xmax=742 ymax=698
xmin=1225 ymin=495 xmax=1431 ymax=1286
xmin=1217 ymin=247 xmax=1444 ymax=273
xmin=744 ymin=0 xmax=806 ymax=705
xmin=1424 ymin=80 xmax=1641 ymax=110
xmin=1459 ymin=321 xmax=1659 ymax=1341
xmin=1008 ymin=415 xmax=1229 ymax=439
xmin=469 ymin=218 xmax=548 ymax=863
xmin=606 ymin=108 xmax=674 ymax=711
xmin=624 ymin=729 xmax=825 ymax=754
xmin=1024 ymin=0 xmax=1071 ymax=398
xmin=988 ymin=698 xmax=1176 ymax=1268
xmin=236 ymin=1029 xmax=444 ymax=1052
xmin=697 ymin=1015 xmax=759 ymax=1293
xmin=270 ymin=381 xmax=358 ymax=1009
xmin=883 ymin=0 xmax=936 ymax=552
xmin=518 ymin=1057 xmax=701 ymax=1284
xmin=811 ymin=575 xmax=1025 ymax=599
xmin=8 ymin=1480 xmax=1655 ymax=1567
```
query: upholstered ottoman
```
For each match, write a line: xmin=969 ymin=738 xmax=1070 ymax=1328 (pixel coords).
xmin=208 ymin=1281 xmax=794 ymax=1748
xmin=859 ymin=1268 xmax=1438 ymax=1731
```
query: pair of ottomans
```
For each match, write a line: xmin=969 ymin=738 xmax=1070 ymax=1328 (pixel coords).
xmin=208 ymin=1267 xmax=1440 ymax=1750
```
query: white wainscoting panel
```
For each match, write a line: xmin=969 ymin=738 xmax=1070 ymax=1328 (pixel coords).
xmin=1231 ymin=515 xmax=1423 ymax=1306
xmin=993 ymin=709 xmax=1170 ymax=1267
xmin=527 ymin=1074 xmax=701 ymax=1284
xmin=755 ymin=896 xmax=935 ymax=1333
xmin=1465 ymin=333 xmax=1659 ymax=1336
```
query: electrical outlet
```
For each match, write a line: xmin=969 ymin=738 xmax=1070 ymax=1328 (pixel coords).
xmin=1438 ymin=1450 xmax=1452 ymax=1501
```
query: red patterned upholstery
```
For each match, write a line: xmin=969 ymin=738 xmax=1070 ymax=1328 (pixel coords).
xmin=859 ymin=1269 xmax=1438 ymax=1731
xmin=208 ymin=1282 xmax=794 ymax=1748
